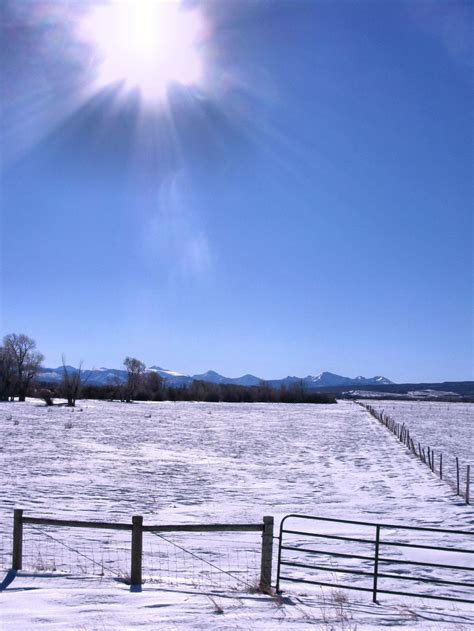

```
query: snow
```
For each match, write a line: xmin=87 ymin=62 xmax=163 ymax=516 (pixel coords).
xmin=304 ymin=373 xmax=392 ymax=386
xmin=1 ymin=399 xmax=473 ymax=629
xmin=349 ymin=389 xmax=464 ymax=399
xmin=365 ymin=400 xmax=473 ymax=494
xmin=149 ymin=366 xmax=189 ymax=378
xmin=3 ymin=573 xmax=473 ymax=630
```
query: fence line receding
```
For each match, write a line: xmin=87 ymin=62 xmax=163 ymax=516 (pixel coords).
xmin=359 ymin=402 xmax=471 ymax=504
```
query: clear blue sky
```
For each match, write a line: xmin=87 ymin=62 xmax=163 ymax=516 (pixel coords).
xmin=1 ymin=0 xmax=472 ymax=383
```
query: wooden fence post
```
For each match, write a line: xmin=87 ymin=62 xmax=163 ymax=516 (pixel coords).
xmin=12 ymin=508 xmax=23 ymax=571
xmin=456 ymin=457 xmax=460 ymax=495
xmin=130 ymin=515 xmax=143 ymax=590
xmin=260 ymin=516 xmax=274 ymax=591
xmin=467 ymin=465 xmax=471 ymax=505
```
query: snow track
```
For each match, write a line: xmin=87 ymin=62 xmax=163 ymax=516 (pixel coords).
xmin=1 ymin=399 xmax=473 ymax=629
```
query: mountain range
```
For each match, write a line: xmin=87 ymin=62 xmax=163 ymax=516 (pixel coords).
xmin=39 ymin=366 xmax=393 ymax=389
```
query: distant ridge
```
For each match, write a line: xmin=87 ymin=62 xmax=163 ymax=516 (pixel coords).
xmin=267 ymin=371 xmax=392 ymax=389
xmin=39 ymin=366 xmax=392 ymax=389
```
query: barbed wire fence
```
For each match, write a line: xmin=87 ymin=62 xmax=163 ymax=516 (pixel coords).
xmin=358 ymin=401 xmax=471 ymax=504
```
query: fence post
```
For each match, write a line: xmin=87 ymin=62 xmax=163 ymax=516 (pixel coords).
xmin=456 ymin=457 xmax=460 ymax=495
xmin=260 ymin=515 xmax=274 ymax=591
xmin=372 ymin=525 xmax=380 ymax=603
xmin=467 ymin=465 xmax=471 ymax=505
xmin=130 ymin=515 xmax=143 ymax=590
xmin=12 ymin=509 xmax=23 ymax=571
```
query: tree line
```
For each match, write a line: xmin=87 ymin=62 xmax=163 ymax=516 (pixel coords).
xmin=0 ymin=333 xmax=336 ymax=405
xmin=0 ymin=334 xmax=44 ymax=402
xmin=80 ymin=377 xmax=336 ymax=404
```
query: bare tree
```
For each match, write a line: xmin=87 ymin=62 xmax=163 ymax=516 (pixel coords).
xmin=0 ymin=345 xmax=15 ymax=401
xmin=3 ymin=334 xmax=44 ymax=401
xmin=123 ymin=356 xmax=146 ymax=403
xmin=111 ymin=375 xmax=125 ymax=402
xmin=61 ymin=355 xmax=89 ymax=407
xmin=143 ymin=371 xmax=165 ymax=400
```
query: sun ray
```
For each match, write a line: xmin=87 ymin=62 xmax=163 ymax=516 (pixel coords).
xmin=77 ymin=0 xmax=206 ymax=104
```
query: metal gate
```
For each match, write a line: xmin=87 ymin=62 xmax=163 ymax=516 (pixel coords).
xmin=276 ymin=514 xmax=474 ymax=604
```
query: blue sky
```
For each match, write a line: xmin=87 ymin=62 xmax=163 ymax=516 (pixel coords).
xmin=1 ymin=0 xmax=472 ymax=383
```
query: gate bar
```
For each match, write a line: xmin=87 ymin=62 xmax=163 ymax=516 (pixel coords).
xmin=373 ymin=524 xmax=380 ymax=602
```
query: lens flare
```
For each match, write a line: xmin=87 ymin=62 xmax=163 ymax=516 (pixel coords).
xmin=78 ymin=0 xmax=206 ymax=103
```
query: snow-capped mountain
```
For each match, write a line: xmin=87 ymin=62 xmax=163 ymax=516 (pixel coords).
xmin=267 ymin=372 xmax=392 ymax=389
xmin=306 ymin=372 xmax=391 ymax=387
xmin=147 ymin=366 xmax=193 ymax=386
xmin=38 ymin=366 xmax=392 ymax=389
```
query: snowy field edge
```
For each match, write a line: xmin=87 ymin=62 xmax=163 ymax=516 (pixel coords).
xmin=1 ymin=398 xmax=473 ymax=629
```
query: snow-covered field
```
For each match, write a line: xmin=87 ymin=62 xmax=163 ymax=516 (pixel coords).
xmin=0 ymin=399 xmax=473 ymax=629
xmin=365 ymin=400 xmax=473 ymax=494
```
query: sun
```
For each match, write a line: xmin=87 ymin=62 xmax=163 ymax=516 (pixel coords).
xmin=78 ymin=0 xmax=206 ymax=103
